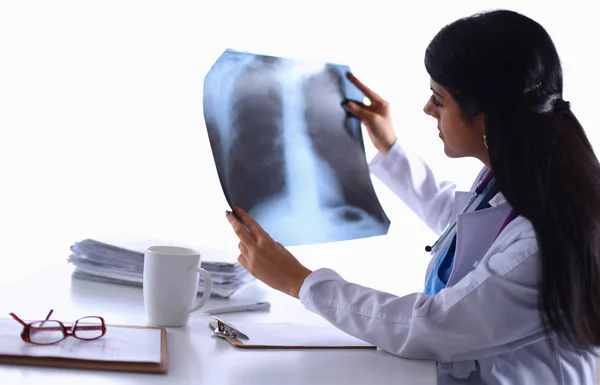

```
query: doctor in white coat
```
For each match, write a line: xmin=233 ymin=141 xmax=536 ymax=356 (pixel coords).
xmin=225 ymin=9 xmax=600 ymax=384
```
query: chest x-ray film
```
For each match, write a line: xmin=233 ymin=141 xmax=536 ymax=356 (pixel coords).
xmin=203 ymin=48 xmax=390 ymax=246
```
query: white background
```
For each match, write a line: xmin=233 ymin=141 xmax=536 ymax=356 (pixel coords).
xmin=0 ymin=1 xmax=597 ymax=290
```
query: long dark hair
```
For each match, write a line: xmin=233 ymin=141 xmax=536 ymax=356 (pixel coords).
xmin=425 ymin=9 xmax=600 ymax=353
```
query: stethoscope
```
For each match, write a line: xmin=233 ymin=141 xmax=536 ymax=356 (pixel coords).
xmin=424 ymin=170 xmax=496 ymax=255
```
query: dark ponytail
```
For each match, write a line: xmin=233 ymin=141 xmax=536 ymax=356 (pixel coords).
xmin=425 ymin=9 xmax=600 ymax=353
xmin=490 ymin=100 xmax=600 ymax=352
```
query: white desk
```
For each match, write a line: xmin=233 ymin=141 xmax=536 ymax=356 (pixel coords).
xmin=0 ymin=257 xmax=437 ymax=385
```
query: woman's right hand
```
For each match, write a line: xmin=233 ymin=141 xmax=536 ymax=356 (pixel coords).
xmin=344 ymin=73 xmax=397 ymax=155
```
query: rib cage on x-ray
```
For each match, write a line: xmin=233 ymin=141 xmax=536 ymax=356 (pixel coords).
xmin=203 ymin=49 xmax=390 ymax=246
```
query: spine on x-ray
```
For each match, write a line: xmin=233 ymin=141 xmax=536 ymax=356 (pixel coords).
xmin=227 ymin=58 xmax=286 ymax=212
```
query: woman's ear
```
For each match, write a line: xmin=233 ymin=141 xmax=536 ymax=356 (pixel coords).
xmin=472 ymin=113 xmax=491 ymax=166
xmin=473 ymin=112 xmax=486 ymax=138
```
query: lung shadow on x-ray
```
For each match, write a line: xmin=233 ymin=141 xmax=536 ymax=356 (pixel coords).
xmin=203 ymin=48 xmax=390 ymax=246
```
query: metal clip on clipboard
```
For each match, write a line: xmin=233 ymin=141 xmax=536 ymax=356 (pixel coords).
xmin=210 ymin=317 xmax=249 ymax=340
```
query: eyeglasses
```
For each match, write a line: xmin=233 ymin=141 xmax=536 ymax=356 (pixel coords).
xmin=9 ymin=309 xmax=106 ymax=345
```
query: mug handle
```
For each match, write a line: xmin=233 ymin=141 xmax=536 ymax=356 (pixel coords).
xmin=187 ymin=267 xmax=213 ymax=313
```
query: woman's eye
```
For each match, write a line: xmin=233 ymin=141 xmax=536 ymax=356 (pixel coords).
xmin=430 ymin=95 xmax=443 ymax=108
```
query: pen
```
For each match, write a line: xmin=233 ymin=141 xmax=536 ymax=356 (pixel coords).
xmin=203 ymin=301 xmax=271 ymax=315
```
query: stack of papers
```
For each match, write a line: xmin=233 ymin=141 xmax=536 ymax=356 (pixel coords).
xmin=67 ymin=237 xmax=255 ymax=298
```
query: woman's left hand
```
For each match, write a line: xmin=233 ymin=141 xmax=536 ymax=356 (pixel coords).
xmin=226 ymin=207 xmax=313 ymax=298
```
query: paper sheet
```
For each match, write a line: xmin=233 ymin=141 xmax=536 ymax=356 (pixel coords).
xmin=0 ymin=319 xmax=162 ymax=363
xmin=230 ymin=321 xmax=373 ymax=347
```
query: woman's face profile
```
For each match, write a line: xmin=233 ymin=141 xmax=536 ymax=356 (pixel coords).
xmin=423 ymin=78 xmax=487 ymax=163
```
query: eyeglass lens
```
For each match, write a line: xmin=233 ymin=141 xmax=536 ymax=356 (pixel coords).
xmin=73 ymin=316 xmax=104 ymax=340
xmin=29 ymin=320 xmax=65 ymax=344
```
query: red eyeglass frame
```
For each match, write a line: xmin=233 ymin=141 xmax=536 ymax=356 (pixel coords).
xmin=9 ymin=309 xmax=106 ymax=345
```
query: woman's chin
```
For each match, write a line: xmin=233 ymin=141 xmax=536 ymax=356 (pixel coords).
xmin=443 ymin=145 xmax=460 ymax=158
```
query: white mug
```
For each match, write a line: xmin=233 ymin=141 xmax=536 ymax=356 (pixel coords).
xmin=143 ymin=246 xmax=213 ymax=327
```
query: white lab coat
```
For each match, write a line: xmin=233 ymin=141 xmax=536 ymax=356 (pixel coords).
xmin=299 ymin=141 xmax=597 ymax=384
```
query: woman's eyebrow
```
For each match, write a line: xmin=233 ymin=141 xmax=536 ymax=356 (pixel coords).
xmin=430 ymin=87 xmax=444 ymax=99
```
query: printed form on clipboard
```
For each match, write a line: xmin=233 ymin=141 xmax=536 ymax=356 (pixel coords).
xmin=0 ymin=318 xmax=167 ymax=373
xmin=209 ymin=317 xmax=375 ymax=349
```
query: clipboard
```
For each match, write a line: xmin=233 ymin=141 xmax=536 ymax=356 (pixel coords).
xmin=0 ymin=323 xmax=168 ymax=374
xmin=208 ymin=317 xmax=376 ymax=350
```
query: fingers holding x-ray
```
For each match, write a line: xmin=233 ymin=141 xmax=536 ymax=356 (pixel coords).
xmin=204 ymin=49 xmax=390 ymax=246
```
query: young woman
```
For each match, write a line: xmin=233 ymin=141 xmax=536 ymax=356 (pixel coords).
xmin=225 ymin=9 xmax=600 ymax=384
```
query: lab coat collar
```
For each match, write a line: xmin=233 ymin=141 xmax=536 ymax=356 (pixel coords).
xmin=453 ymin=191 xmax=508 ymax=218
xmin=488 ymin=192 xmax=507 ymax=208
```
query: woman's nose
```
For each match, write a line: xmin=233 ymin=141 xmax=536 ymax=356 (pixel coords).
xmin=423 ymin=100 xmax=434 ymax=116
